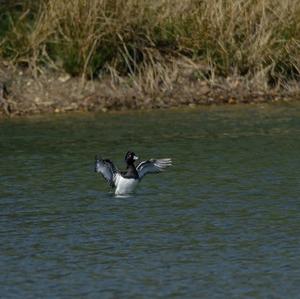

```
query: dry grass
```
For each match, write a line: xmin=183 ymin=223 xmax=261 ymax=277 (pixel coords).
xmin=1 ymin=0 xmax=299 ymax=91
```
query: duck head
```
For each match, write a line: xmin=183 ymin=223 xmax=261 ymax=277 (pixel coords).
xmin=125 ymin=151 xmax=139 ymax=165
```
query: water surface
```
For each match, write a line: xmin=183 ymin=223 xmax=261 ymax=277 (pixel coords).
xmin=1 ymin=104 xmax=300 ymax=298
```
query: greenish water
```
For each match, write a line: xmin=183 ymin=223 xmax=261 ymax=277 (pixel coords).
xmin=1 ymin=104 xmax=300 ymax=298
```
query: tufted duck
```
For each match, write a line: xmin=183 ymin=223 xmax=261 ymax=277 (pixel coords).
xmin=95 ymin=151 xmax=172 ymax=195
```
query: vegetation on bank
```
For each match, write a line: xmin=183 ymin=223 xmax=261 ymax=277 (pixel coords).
xmin=0 ymin=0 xmax=300 ymax=91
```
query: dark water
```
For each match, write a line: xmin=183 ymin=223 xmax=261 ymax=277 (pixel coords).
xmin=1 ymin=104 xmax=300 ymax=298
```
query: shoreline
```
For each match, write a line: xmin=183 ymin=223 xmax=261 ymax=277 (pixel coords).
xmin=0 ymin=65 xmax=299 ymax=118
xmin=1 ymin=0 xmax=299 ymax=119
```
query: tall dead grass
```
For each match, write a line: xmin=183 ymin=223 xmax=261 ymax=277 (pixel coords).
xmin=1 ymin=0 xmax=299 ymax=90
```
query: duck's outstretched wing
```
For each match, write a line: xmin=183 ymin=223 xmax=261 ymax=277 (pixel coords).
xmin=95 ymin=155 xmax=118 ymax=187
xmin=136 ymin=158 xmax=172 ymax=179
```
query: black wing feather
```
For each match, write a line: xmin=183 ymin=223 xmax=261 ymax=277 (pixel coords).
xmin=136 ymin=158 xmax=172 ymax=179
xmin=95 ymin=156 xmax=118 ymax=187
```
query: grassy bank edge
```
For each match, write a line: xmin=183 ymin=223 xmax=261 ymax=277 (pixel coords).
xmin=0 ymin=0 xmax=300 ymax=116
xmin=0 ymin=0 xmax=299 ymax=87
xmin=0 ymin=61 xmax=299 ymax=117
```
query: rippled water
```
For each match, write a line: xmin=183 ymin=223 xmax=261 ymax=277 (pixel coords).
xmin=1 ymin=104 xmax=300 ymax=298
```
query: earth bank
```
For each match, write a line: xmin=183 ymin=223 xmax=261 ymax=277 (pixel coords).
xmin=0 ymin=63 xmax=299 ymax=117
